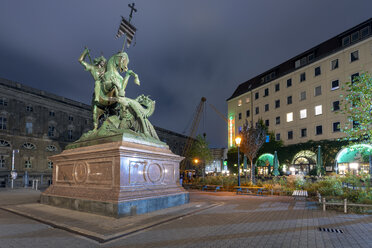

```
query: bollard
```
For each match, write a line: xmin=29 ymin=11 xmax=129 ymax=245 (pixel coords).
xmin=32 ymin=180 xmax=35 ymax=189
xmin=35 ymin=180 xmax=38 ymax=191
xmin=322 ymin=197 xmax=326 ymax=212
xmin=344 ymin=199 xmax=347 ymax=214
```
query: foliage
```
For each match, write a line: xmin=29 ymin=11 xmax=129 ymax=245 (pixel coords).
xmin=226 ymin=147 xmax=242 ymax=174
xmin=240 ymin=120 xmax=266 ymax=183
xmin=340 ymin=72 xmax=372 ymax=144
xmin=188 ymin=135 xmax=213 ymax=173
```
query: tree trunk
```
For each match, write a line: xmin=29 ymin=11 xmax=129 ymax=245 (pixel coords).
xmin=250 ymin=160 xmax=255 ymax=184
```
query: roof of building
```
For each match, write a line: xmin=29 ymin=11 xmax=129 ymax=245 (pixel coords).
xmin=227 ymin=18 xmax=372 ymax=101
xmin=0 ymin=77 xmax=91 ymax=110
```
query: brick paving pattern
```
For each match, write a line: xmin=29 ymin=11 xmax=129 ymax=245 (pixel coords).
xmin=0 ymin=189 xmax=371 ymax=247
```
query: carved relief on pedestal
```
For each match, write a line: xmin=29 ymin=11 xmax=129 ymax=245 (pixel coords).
xmin=129 ymin=161 xmax=147 ymax=185
xmin=146 ymin=163 xmax=163 ymax=183
xmin=74 ymin=161 xmax=88 ymax=184
xmin=56 ymin=163 xmax=74 ymax=183
xmin=163 ymin=163 xmax=175 ymax=184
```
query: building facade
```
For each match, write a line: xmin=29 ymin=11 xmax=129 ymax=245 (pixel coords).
xmin=227 ymin=19 xmax=372 ymax=148
xmin=0 ymin=78 xmax=189 ymax=186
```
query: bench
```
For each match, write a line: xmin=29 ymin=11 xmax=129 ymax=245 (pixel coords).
xmin=292 ymin=190 xmax=308 ymax=200
xmin=234 ymin=186 xmax=266 ymax=196
xmin=202 ymin=185 xmax=222 ymax=192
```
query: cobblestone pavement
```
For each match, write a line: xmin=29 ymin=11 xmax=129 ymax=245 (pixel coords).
xmin=0 ymin=188 xmax=371 ymax=248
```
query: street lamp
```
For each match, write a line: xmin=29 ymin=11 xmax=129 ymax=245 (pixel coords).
xmin=235 ymin=136 xmax=242 ymax=187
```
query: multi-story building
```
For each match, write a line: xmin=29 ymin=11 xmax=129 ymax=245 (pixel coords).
xmin=0 ymin=78 xmax=189 ymax=186
xmin=227 ymin=18 xmax=372 ymax=174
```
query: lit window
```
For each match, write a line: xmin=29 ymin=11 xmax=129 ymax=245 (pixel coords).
xmin=315 ymin=105 xmax=322 ymax=116
xmin=331 ymin=80 xmax=339 ymax=90
xmin=0 ymin=117 xmax=7 ymax=130
xmin=245 ymin=98 xmax=250 ymax=103
xmin=300 ymin=109 xmax=307 ymax=119
xmin=26 ymin=122 xmax=32 ymax=134
xmin=351 ymin=51 xmax=359 ymax=62
xmin=238 ymin=100 xmax=242 ymax=107
xmin=331 ymin=59 xmax=339 ymax=70
xmin=314 ymin=86 xmax=321 ymax=96
xmin=286 ymin=112 xmax=293 ymax=122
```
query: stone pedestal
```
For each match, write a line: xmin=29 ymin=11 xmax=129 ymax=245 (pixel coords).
xmin=41 ymin=140 xmax=189 ymax=217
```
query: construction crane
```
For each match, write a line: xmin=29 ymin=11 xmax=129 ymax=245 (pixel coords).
xmin=181 ymin=97 xmax=206 ymax=170
xmin=209 ymin=103 xmax=228 ymax=123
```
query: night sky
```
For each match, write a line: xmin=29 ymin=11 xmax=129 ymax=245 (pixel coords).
xmin=1 ymin=0 xmax=372 ymax=148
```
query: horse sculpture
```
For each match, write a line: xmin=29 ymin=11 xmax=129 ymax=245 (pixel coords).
xmin=78 ymin=48 xmax=159 ymax=141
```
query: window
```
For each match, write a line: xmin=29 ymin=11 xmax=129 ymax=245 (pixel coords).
xmin=238 ymin=100 xmax=242 ymax=107
xmin=246 ymin=110 xmax=250 ymax=117
xmin=275 ymin=83 xmax=280 ymax=92
xmin=265 ymin=119 xmax=269 ymax=127
xmin=22 ymin=142 xmax=36 ymax=150
xmin=351 ymin=31 xmax=359 ymax=42
xmin=353 ymin=121 xmax=359 ymax=128
xmin=275 ymin=116 xmax=280 ymax=125
xmin=333 ymin=101 xmax=340 ymax=111
xmin=264 ymin=88 xmax=269 ymax=97
xmin=314 ymin=86 xmax=322 ymax=96
xmin=24 ymin=159 xmax=32 ymax=169
xmin=308 ymin=53 xmax=314 ymax=62
xmin=315 ymin=105 xmax=322 ymax=116
xmin=245 ymin=98 xmax=250 ymax=103
xmin=331 ymin=80 xmax=339 ymax=90
xmin=0 ymin=140 xmax=10 ymax=147
xmin=48 ymin=160 xmax=53 ymax=169
xmin=238 ymin=113 xmax=242 ymax=120
xmin=301 ymin=128 xmax=307 ymax=138
xmin=68 ymin=129 xmax=73 ymax=140
xmin=26 ymin=106 xmax=33 ymax=112
xmin=287 ymin=96 xmax=292 ymax=105
xmin=275 ymin=133 xmax=281 ymax=141
xmin=46 ymin=145 xmax=57 ymax=152
xmin=68 ymin=116 xmax=74 ymax=121
xmin=0 ymin=156 xmax=5 ymax=168
xmin=275 ymin=100 xmax=280 ymax=108
xmin=49 ymin=111 xmax=55 ymax=117
xmin=314 ymin=66 xmax=321 ymax=76
xmin=361 ymin=26 xmax=370 ymax=38
xmin=331 ymin=59 xmax=339 ymax=70
xmin=300 ymin=91 xmax=306 ymax=101
xmin=300 ymin=72 xmax=306 ymax=82
xmin=255 ymin=107 xmax=259 ymax=115
xmin=48 ymin=126 xmax=55 ymax=137
xmin=351 ymin=73 xmax=359 ymax=83
xmin=0 ymin=117 xmax=6 ymax=130
xmin=342 ymin=36 xmax=350 ymax=46
xmin=288 ymin=131 xmax=293 ymax=140
xmin=316 ymin=125 xmax=323 ymax=135
xmin=351 ymin=51 xmax=359 ymax=62
xmin=286 ymin=112 xmax=293 ymax=122
xmin=333 ymin=122 xmax=340 ymax=132
xmin=25 ymin=122 xmax=32 ymax=134
xmin=264 ymin=104 xmax=269 ymax=112
xmin=287 ymin=78 xmax=292 ymax=87
xmin=300 ymin=109 xmax=307 ymax=119
xmin=0 ymin=98 xmax=8 ymax=106
xmin=255 ymin=92 xmax=259 ymax=100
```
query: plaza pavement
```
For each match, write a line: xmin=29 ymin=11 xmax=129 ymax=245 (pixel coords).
xmin=0 ymin=188 xmax=371 ymax=248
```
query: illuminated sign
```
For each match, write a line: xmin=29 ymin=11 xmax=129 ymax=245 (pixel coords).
xmin=228 ymin=115 xmax=235 ymax=147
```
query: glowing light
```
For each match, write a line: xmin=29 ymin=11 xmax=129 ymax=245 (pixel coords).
xmin=235 ymin=136 xmax=242 ymax=147
xmin=339 ymin=165 xmax=346 ymax=171
xmin=290 ymin=167 xmax=295 ymax=172
xmin=349 ymin=163 xmax=359 ymax=169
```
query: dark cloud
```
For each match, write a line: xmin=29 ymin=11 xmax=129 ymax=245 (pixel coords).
xmin=1 ymin=0 xmax=372 ymax=148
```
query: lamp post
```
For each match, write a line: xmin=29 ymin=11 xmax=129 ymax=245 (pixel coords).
xmin=235 ymin=136 xmax=242 ymax=187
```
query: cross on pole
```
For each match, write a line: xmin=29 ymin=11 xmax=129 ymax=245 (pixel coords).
xmin=128 ymin=3 xmax=137 ymax=22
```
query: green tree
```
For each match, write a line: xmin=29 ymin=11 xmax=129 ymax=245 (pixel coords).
xmin=188 ymin=135 xmax=213 ymax=177
xmin=341 ymin=72 xmax=372 ymax=144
